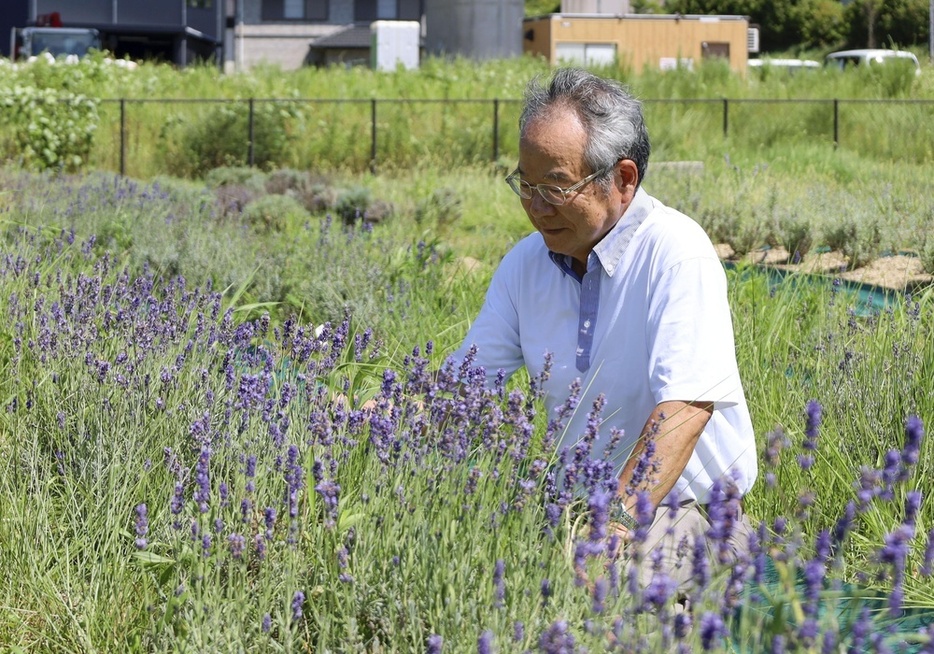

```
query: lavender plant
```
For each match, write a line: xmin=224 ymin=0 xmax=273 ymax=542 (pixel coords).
xmin=2 ymin=169 xmax=934 ymax=651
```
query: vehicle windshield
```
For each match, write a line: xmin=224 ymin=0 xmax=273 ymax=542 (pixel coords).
xmin=28 ymin=31 xmax=99 ymax=57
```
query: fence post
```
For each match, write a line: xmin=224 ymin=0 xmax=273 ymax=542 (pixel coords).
xmin=492 ymin=98 xmax=500 ymax=163
xmin=370 ymin=98 xmax=378 ymax=174
xmin=119 ymin=98 xmax=126 ymax=177
xmin=722 ymin=98 xmax=729 ymax=137
xmin=248 ymin=98 xmax=255 ymax=167
xmin=833 ymin=99 xmax=839 ymax=148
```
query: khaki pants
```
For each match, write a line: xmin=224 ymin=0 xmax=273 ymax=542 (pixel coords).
xmin=625 ymin=501 xmax=755 ymax=591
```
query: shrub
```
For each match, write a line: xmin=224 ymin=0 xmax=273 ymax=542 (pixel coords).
xmin=265 ymin=168 xmax=310 ymax=196
xmin=241 ymin=193 xmax=309 ymax=233
xmin=159 ymin=100 xmax=304 ymax=178
xmin=0 ymin=85 xmax=99 ymax=171
xmin=414 ymin=187 xmax=463 ymax=232
xmin=774 ymin=214 xmax=814 ymax=261
xmin=204 ymin=165 xmax=268 ymax=192
xmin=300 ymin=182 xmax=341 ymax=214
xmin=335 ymin=186 xmax=372 ymax=226
xmin=821 ymin=214 xmax=882 ymax=270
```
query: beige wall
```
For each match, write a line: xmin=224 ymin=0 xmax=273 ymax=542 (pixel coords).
xmin=524 ymin=15 xmax=750 ymax=73
xmin=230 ymin=23 xmax=344 ymax=71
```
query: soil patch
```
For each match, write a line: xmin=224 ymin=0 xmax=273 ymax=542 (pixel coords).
xmin=719 ymin=245 xmax=933 ymax=293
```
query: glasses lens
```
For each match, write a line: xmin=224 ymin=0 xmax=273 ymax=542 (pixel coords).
xmin=506 ymin=176 xmax=532 ymax=199
xmin=539 ymin=186 xmax=566 ymax=206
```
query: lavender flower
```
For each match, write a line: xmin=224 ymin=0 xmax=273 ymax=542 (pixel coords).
xmin=513 ymin=621 xmax=524 ymax=643
xmin=920 ymin=528 xmax=934 ymax=577
xmin=902 ymin=415 xmax=924 ymax=469
xmin=692 ymin=536 xmax=710 ymax=588
xmin=492 ymin=559 xmax=505 ymax=608
xmin=592 ymin=576 xmax=608 ymax=614
xmin=262 ymin=613 xmax=272 ymax=633
xmin=426 ymin=634 xmax=443 ymax=654
xmin=642 ymin=573 xmax=677 ymax=611
xmin=540 ymin=578 xmax=552 ymax=606
xmin=314 ymin=479 xmax=340 ymax=528
xmin=133 ymin=503 xmax=148 ymax=549
xmin=228 ymin=533 xmax=245 ymax=559
xmin=538 ymin=620 xmax=575 ymax=654
xmin=477 ymin=629 xmax=493 ymax=654
xmin=587 ymin=489 xmax=611 ymax=542
xmin=291 ymin=590 xmax=305 ymax=622
xmin=673 ymin=612 xmax=692 ymax=639
xmin=699 ymin=612 xmax=726 ymax=651
xmin=264 ymin=506 xmax=277 ymax=539
xmin=798 ymin=400 xmax=822 ymax=471
xmin=193 ymin=446 xmax=212 ymax=514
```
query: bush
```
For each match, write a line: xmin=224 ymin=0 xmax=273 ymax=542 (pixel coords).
xmin=265 ymin=168 xmax=310 ymax=196
xmin=159 ymin=100 xmax=304 ymax=178
xmin=0 ymin=85 xmax=98 ymax=171
xmin=414 ymin=187 xmax=463 ymax=232
xmin=335 ymin=186 xmax=372 ymax=226
xmin=204 ymin=166 xmax=268 ymax=192
xmin=242 ymin=193 xmax=309 ymax=233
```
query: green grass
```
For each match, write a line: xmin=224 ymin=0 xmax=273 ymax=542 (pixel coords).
xmin=2 ymin=56 xmax=934 ymax=650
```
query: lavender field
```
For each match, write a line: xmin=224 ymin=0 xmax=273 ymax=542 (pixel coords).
xmin=1 ymin=167 xmax=933 ymax=652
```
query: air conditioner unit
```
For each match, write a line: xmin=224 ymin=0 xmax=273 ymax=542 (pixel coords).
xmin=747 ymin=27 xmax=760 ymax=54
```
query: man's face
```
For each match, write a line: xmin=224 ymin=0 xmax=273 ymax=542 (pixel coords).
xmin=516 ymin=107 xmax=633 ymax=267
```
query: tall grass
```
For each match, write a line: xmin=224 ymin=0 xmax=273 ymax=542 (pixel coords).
xmin=2 ymin=168 xmax=934 ymax=650
xmin=3 ymin=54 xmax=934 ymax=177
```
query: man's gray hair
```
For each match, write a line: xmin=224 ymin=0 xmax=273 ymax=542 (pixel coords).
xmin=519 ymin=68 xmax=650 ymax=189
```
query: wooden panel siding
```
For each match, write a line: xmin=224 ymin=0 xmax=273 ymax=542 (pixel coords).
xmin=523 ymin=14 xmax=750 ymax=73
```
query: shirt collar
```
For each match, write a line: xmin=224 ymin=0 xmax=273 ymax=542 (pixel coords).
xmin=547 ymin=187 xmax=654 ymax=278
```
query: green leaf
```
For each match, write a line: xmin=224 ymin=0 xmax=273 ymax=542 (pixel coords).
xmin=133 ymin=551 xmax=177 ymax=565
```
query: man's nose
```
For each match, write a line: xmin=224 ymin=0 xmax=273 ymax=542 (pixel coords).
xmin=527 ymin=191 xmax=556 ymax=217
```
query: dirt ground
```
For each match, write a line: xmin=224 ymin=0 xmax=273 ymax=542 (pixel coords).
xmin=714 ymin=244 xmax=934 ymax=292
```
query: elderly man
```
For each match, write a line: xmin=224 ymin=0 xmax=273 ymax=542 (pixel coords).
xmin=452 ymin=68 xmax=758 ymax=586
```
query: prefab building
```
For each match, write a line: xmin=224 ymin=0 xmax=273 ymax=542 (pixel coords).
xmin=523 ymin=13 xmax=755 ymax=73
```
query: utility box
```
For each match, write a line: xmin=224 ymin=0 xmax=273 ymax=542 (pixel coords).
xmin=371 ymin=21 xmax=420 ymax=71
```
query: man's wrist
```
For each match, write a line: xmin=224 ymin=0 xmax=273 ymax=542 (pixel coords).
xmin=609 ymin=500 xmax=638 ymax=531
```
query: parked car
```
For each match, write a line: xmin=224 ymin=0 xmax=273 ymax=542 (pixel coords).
xmin=748 ymin=58 xmax=820 ymax=73
xmin=824 ymin=49 xmax=921 ymax=75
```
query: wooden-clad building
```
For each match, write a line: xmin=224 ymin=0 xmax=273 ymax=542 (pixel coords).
xmin=523 ymin=13 xmax=757 ymax=73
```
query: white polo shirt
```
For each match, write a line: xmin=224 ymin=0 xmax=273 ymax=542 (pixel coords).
xmin=454 ymin=188 xmax=757 ymax=503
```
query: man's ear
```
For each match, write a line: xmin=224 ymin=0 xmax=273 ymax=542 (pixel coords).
xmin=616 ymin=159 xmax=639 ymax=198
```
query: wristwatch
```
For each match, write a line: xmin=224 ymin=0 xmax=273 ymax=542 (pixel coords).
xmin=609 ymin=500 xmax=638 ymax=531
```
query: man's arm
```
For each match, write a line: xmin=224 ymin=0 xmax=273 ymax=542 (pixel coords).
xmin=612 ymin=399 xmax=712 ymax=533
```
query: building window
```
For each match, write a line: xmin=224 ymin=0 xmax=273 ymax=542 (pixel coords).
xmin=702 ymin=42 xmax=730 ymax=59
xmin=351 ymin=0 xmax=421 ymax=21
xmin=263 ymin=0 xmax=328 ymax=20
xmin=188 ymin=0 xmax=213 ymax=7
xmin=555 ymin=43 xmax=616 ymax=67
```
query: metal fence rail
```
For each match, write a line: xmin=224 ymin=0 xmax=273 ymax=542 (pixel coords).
xmin=96 ymin=96 xmax=934 ymax=176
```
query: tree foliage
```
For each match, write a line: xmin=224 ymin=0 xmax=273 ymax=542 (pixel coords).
xmin=644 ymin=0 xmax=929 ymax=51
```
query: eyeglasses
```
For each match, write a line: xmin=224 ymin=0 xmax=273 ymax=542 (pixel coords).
xmin=505 ymin=163 xmax=614 ymax=206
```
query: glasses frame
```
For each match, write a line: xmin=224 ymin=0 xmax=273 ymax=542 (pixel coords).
xmin=504 ymin=162 xmax=615 ymax=206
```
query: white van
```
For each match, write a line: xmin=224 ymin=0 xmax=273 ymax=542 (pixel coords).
xmin=748 ymin=58 xmax=820 ymax=73
xmin=824 ymin=49 xmax=921 ymax=75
